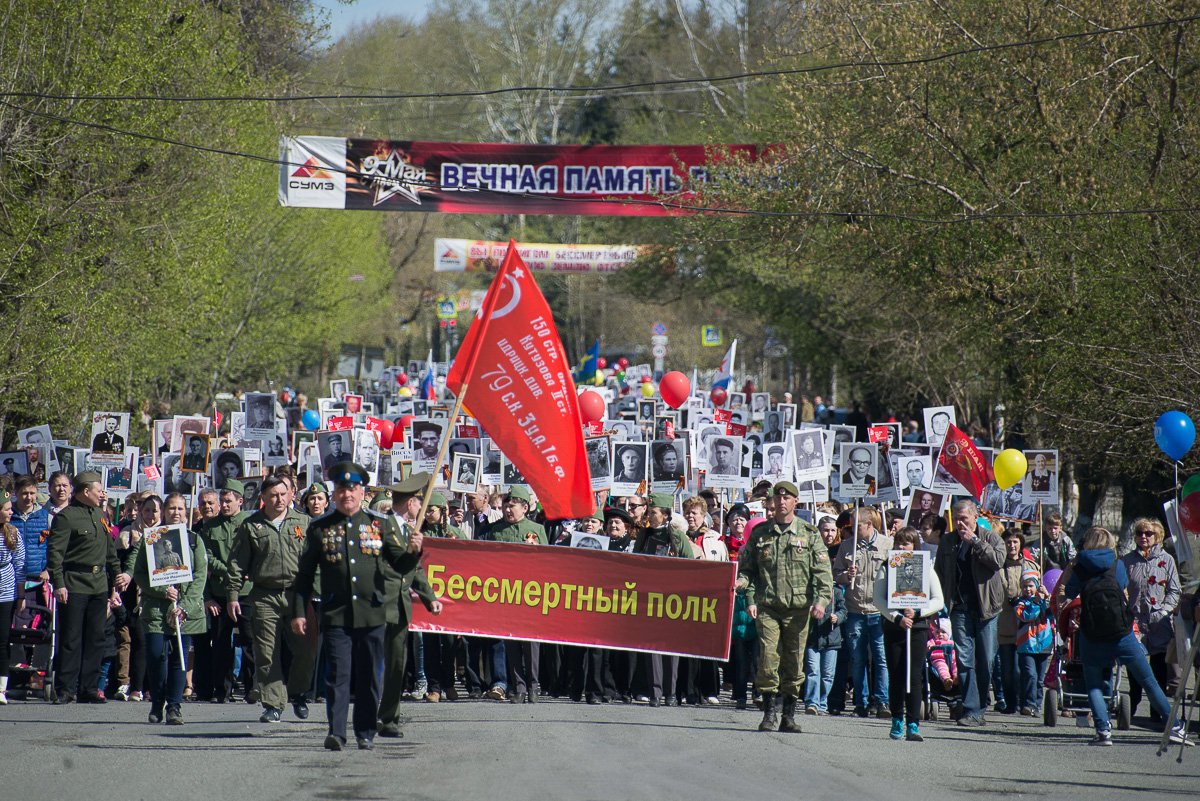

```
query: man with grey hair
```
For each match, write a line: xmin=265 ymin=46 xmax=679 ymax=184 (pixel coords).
xmin=933 ymin=499 xmax=1005 ymax=727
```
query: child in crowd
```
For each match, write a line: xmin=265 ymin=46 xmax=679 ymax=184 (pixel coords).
xmin=927 ymin=617 xmax=956 ymax=691
xmin=1014 ymin=569 xmax=1053 ymax=715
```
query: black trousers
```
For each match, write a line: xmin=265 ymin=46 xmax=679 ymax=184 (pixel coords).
xmin=209 ymin=603 xmax=253 ymax=699
xmin=566 ymin=646 xmax=611 ymax=701
xmin=505 ymin=640 xmax=540 ymax=695
xmin=424 ymin=634 xmax=456 ymax=695
xmin=635 ymin=652 xmax=678 ymax=702
xmin=883 ymin=623 xmax=928 ymax=723
xmin=57 ymin=591 xmax=107 ymax=697
xmin=324 ymin=625 xmax=384 ymax=742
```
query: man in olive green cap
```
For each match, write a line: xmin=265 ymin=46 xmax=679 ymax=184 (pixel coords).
xmin=481 ymin=485 xmax=546 ymax=702
xmin=197 ymin=478 xmax=254 ymax=702
xmin=46 ymin=470 xmax=118 ymax=703
xmin=291 ymin=462 xmax=440 ymax=751
xmin=737 ymin=481 xmax=834 ymax=732
xmin=226 ymin=474 xmax=316 ymax=723
xmin=379 ymin=472 xmax=440 ymax=730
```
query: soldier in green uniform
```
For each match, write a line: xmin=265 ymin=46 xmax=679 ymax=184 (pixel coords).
xmin=46 ymin=470 xmax=119 ymax=704
xmin=482 ymin=486 xmax=546 ymax=702
xmin=736 ymin=481 xmax=834 ymax=732
xmin=633 ymin=492 xmax=696 ymax=705
xmin=196 ymin=479 xmax=254 ymax=702
xmin=226 ymin=475 xmax=316 ymax=723
xmin=290 ymin=462 xmax=441 ymax=752
xmin=378 ymin=472 xmax=440 ymax=733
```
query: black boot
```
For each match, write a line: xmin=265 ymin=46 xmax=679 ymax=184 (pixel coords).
xmin=779 ymin=695 xmax=801 ymax=733
xmin=758 ymin=693 xmax=778 ymax=731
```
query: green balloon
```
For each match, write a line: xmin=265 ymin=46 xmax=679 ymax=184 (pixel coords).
xmin=1183 ymin=474 xmax=1200 ymax=499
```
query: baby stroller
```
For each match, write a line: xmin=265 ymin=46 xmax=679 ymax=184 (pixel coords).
xmin=1043 ymin=597 xmax=1129 ymax=729
xmin=922 ymin=634 xmax=962 ymax=721
xmin=8 ymin=580 xmax=57 ymax=701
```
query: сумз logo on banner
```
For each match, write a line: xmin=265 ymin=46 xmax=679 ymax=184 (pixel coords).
xmin=436 ymin=240 xmax=465 ymax=271
xmin=280 ymin=136 xmax=346 ymax=209
xmin=359 ymin=146 xmax=429 ymax=206
xmin=289 ymin=158 xmax=336 ymax=191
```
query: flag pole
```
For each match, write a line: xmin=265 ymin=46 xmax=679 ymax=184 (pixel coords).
xmin=408 ymin=242 xmax=518 ymax=548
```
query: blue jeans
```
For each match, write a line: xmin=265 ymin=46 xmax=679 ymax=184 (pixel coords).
xmin=803 ymin=646 xmax=838 ymax=711
xmin=1018 ymin=652 xmax=1048 ymax=711
xmin=145 ymin=632 xmax=192 ymax=706
xmin=949 ymin=609 xmax=998 ymax=717
xmin=845 ymin=612 xmax=888 ymax=708
xmin=1081 ymin=632 xmax=1175 ymax=733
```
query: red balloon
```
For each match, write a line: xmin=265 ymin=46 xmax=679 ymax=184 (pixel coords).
xmin=659 ymin=370 xmax=691 ymax=409
xmin=640 ymin=375 xmax=652 ymax=384
xmin=374 ymin=419 xmax=395 ymax=449
xmin=398 ymin=414 xmax=414 ymax=430
xmin=710 ymin=387 xmax=728 ymax=407
xmin=597 ymin=357 xmax=608 ymax=370
xmin=577 ymin=390 xmax=606 ymax=423
xmin=617 ymin=357 xmax=629 ymax=369
xmin=396 ymin=372 xmax=408 ymax=386
xmin=1181 ymin=492 xmax=1200 ymax=534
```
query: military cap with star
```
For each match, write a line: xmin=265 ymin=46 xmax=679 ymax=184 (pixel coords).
xmin=328 ymin=462 xmax=369 ymax=487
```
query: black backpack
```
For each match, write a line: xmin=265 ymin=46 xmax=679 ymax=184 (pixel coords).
xmin=1080 ymin=565 xmax=1133 ymax=643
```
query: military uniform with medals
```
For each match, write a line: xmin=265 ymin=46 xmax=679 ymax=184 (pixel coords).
xmin=292 ymin=463 xmax=421 ymax=750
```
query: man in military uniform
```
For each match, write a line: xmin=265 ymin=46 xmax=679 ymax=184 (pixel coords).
xmin=46 ymin=471 xmax=119 ymax=703
xmin=415 ymin=489 xmax=466 ymax=704
xmin=483 ymin=486 xmax=546 ymax=702
xmin=226 ymin=475 xmax=316 ymax=723
xmin=196 ymin=479 xmax=254 ymax=702
xmin=378 ymin=472 xmax=440 ymax=732
xmin=633 ymin=492 xmax=696 ymax=705
xmin=736 ymin=481 xmax=834 ymax=732
xmin=291 ymin=462 xmax=441 ymax=752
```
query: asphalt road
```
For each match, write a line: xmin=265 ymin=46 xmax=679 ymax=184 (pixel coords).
xmin=2 ymin=694 xmax=1197 ymax=801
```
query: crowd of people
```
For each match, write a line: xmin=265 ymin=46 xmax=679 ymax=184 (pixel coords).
xmin=0 ymin=385 xmax=1197 ymax=753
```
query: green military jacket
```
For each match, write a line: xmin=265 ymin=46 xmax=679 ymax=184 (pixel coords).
xmin=129 ymin=531 xmax=209 ymax=636
xmin=485 ymin=518 xmax=548 ymax=545
xmin=197 ymin=511 xmax=252 ymax=602
xmin=391 ymin=517 xmax=442 ymax=627
xmin=47 ymin=500 xmax=118 ymax=595
xmin=737 ymin=516 xmax=834 ymax=610
xmin=292 ymin=507 xmax=421 ymax=628
xmin=424 ymin=521 xmax=469 ymax=540
xmin=225 ymin=507 xmax=312 ymax=601
xmin=634 ymin=523 xmax=697 ymax=559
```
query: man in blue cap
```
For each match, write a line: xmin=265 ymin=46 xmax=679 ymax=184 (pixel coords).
xmin=291 ymin=462 xmax=440 ymax=752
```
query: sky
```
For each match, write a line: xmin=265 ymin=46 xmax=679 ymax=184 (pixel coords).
xmin=311 ymin=0 xmax=435 ymax=42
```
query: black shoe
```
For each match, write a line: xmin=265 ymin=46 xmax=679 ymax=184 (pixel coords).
xmin=876 ymin=704 xmax=892 ymax=719
xmin=377 ymin=722 xmax=403 ymax=738
xmin=259 ymin=706 xmax=282 ymax=723
xmin=165 ymin=704 xmax=183 ymax=725
xmin=854 ymin=706 xmax=869 ymax=718
xmin=586 ymin=694 xmax=600 ymax=705
xmin=356 ymin=737 xmax=374 ymax=751
xmin=527 ymin=689 xmax=538 ymax=704
xmin=292 ymin=697 xmax=310 ymax=720
xmin=759 ymin=693 xmax=779 ymax=732
xmin=735 ymin=699 xmax=748 ymax=710
xmin=324 ymin=735 xmax=344 ymax=751
xmin=648 ymin=698 xmax=660 ymax=707
xmin=80 ymin=691 xmax=106 ymax=704
xmin=467 ymin=690 xmax=482 ymax=699
xmin=148 ymin=706 xmax=164 ymax=724
xmin=55 ymin=693 xmax=75 ymax=705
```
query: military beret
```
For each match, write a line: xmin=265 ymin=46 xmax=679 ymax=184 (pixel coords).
xmin=221 ymin=478 xmax=246 ymax=496
xmin=772 ymin=481 xmax=799 ymax=498
xmin=504 ymin=485 xmax=532 ymax=504
xmin=389 ymin=471 xmax=431 ymax=496
xmin=73 ymin=470 xmax=103 ymax=489
xmin=306 ymin=482 xmax=329 ymax=496
xmin=649 ymin=492 xmax=675 ymax=511
xmin=428 ymin=490 xmax=448 ymax=508
xmin=327 ymin=462 xmax=369 ymax=487
xmin=0 ymin=489 xmax=9 ymax=507
xmin=603 ymin=506 xmax=635 ymax=528
xmin=588 ymin=509 xmax=605 ymax=523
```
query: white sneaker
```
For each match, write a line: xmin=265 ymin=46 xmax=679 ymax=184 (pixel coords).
xmin=705 ymin=696 xmax=720 ymax=705
xmin=113 ymin=684 xmax=130 ymax=702
xmin=1169 ymin=722 xmax=1194 ymax=746
xmin=414 ymin=678 xmax=428 ymax=698
xmin=0 ymin=690 xmax=8 ymax=705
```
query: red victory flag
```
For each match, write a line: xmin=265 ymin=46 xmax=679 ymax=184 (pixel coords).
xmin=446 ymin=241 xmax=594 ymax=519
xmin=937 ymin=423 xmax=994 ymax=501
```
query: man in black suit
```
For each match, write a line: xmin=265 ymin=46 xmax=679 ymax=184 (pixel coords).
xmin=841 ymin=445 xmax=876 ymax=488
xmin=183 ymin=436 xmax=207 ymax=470
xmin=92 ymin=416 xmax=124 ymax=454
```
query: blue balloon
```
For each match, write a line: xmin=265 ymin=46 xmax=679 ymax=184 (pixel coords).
xmin=1154 ymin=410 xmax=1195 ymax=461
xmin=301 ymin=409 xmax=321 ymax=431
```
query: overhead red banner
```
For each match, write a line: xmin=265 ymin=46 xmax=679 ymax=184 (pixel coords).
xmin=279 ymin=136 xmax=765 ymax=216
xmin=409 ymin=539 xmax=736 ymax=660
xmin=937 ymin=423 xmax=994 ymax=501
xmin=447 ymin=242 xmax=593 ymax=519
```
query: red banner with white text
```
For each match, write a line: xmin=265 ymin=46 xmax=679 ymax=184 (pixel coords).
xmin=279 ymin=136 xmax=766 ymax=216
xmin=409 ymin=539 xmax=736 ymax=661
